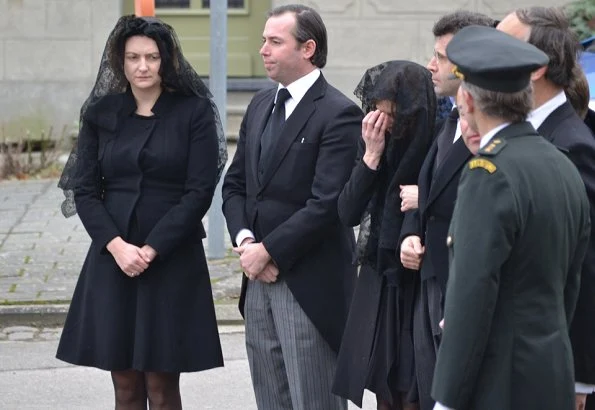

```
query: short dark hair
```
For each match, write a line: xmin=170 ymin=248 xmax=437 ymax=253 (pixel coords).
xmin=269 ymin=4 xmax=328 ymax=68
xmin=515 ymin=7 xmax=579 ymax=88
xmin=463 ymin=82 xmax=533 ymax=123
xmin=433 ymin=10 xmax=496 ymax=37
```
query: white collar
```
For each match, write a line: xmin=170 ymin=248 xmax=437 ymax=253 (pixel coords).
xmin=527 ymin=91 xmax=567 ymax=130
xmin=277 ymin=69 xmax=321 ymax=105
xmin=480 ymin=122 xmax=511 ymax=149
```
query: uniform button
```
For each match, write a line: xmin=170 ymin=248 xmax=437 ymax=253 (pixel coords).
xmin=446 ymin=236 xmax=453 ymax=246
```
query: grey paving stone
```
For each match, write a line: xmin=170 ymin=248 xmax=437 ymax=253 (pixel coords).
xmin=0 ymin=177 xmax=241 ymax=314
xmin=38 ymin=331 xmax=61 ymax=341
xmin=4 ymin=326 xmax=38 ymax=333
xmin=35 ymin=291 xmax=72 ymax=301
xmin=7 ymin=332 xmax=35 ymax=341
xmin=0 ymin=240 xmax=37 ymax=251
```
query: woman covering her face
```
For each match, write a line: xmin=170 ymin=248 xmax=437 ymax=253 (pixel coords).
xmin=56 ymin=15 xmax=226 ymax=409
xmin=332 ymin=60 xmax=436 ymax=410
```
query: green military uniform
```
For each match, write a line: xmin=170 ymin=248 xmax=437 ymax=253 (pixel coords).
xmin=431 ymin=26 xmax=592 ymax=410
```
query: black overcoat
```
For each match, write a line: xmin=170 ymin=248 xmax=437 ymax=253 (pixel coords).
xmin=56 ymin=90 xmax=224 ymax=372
xmin=538 ymin=101 xmax=595 ymax=385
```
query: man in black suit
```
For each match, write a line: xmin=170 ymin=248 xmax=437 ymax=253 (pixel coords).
xmin=221 ymin=4 xmax=362 ymax=410
xmin=398 ymin=11 xmax=495 ymax=410
xmin=498 ymin=8 xmax=595 ymax=410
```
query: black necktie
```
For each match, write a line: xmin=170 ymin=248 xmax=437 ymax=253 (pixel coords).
xmin=259 ymin=88 xmax=291 ymax=169
xmin=434 ymin=107 xmax=459 ymax=169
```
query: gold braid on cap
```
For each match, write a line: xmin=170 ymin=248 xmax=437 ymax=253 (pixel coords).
xmin=451 ymin=66 xmax=465 ymax=80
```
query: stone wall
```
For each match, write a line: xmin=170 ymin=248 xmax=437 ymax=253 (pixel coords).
xmin=273 ymin=0 xmax=570 ymax=98
xmin=0 ymin=0 xmax=121 ymax=140
xmin=0 ymin=0 xmax=572 ymax=135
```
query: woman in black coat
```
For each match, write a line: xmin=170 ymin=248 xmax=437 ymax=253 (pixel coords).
xmin=332 ymin=61 xmax=436 ymax=410
xmin=56 ymin=16 xmax=226 ymax=408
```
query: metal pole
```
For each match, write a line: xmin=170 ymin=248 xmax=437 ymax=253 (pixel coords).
xmin=207 ymin=0 xmax=227 ymax=259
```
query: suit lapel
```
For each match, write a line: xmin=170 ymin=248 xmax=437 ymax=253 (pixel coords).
xmin=537 ymin=101 xmax=574 ymax=143
xmin=258 ymin=76 xmax=325 ymax=190
xmin=250 ymin=89 xmax=276 ymax=185
xmin=418 ymin=142 xmax=437 ymax=216
xmin=426 ymin=138 xmax=471 ymax=207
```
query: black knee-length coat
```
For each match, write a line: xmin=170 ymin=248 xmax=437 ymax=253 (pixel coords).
xmin=56 ymin=89 xmax=224 ymax=372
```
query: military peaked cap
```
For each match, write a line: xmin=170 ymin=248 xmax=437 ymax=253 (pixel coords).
xmin=446 ymin=25 xmax=549 ymax=93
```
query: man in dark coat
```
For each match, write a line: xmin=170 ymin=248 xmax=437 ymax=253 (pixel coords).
xmin=498 ymin=8 xmax=595 ymax=409
xmin=431 ymin=26 xmax=591 ymax=410
xmin=398 ymin=11 xmax=495 ymax=410
xmin=221 ymin=4 xmax=362 ymax=410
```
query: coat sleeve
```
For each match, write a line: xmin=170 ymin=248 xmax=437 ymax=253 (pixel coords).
xmin=337 ymin=137 xmax=380 ymax=227
xmin=431 ymin=165 xmax=518 ymax=409
xmin=144 ymin=98 xmax=219 ymax=259
xmin=400 ymin=209 xmax=422 ymax=242
xmin=262 ymin=104 xmax=362 ymax=271
xmin=73 ymin=119 xmax=122 ymax=251
xmin=221 ymin=103 xmax=251 ymax=246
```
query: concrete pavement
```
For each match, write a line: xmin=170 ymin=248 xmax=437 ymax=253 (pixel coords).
xmin=0 ymin=325 xmax=377 ymax=409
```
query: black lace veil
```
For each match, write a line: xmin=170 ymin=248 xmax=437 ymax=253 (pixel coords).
xmin=353 ymin=61 xmax=436 ymax=280
xmin=58 ymin=15 xmax=227 ymax=217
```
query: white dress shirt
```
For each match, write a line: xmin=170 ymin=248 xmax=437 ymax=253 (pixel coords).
xmin=527 ymin=91 xmax=566 ymax=130
xmin=235 ymin=69 xmax=322 ymax=247
xmin=449 ymin=98 xmax=462 ymax=143
xmin=453 ymin=112 xmax=462 ymax=143
xmin=479 ymin=122 xmax=511 ymax=149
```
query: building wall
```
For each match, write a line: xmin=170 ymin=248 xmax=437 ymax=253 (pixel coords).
xmin=0 ymin=0 xmax=571 ymax=136
xmin=0 ymin=0 xmax=121 ymax=140
xmin=273 ymin=0 xmax=569 ymax=98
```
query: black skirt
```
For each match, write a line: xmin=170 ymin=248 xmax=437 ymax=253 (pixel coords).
xmin=56 ymin=215 xmax=223 ymax=373
xmin=333 ymin=264 xmax=417 ymax=407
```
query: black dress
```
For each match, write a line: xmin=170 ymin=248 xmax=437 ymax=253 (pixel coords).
xmin=57 ymin=92 xmax=223 ymax=373
xmin=332 ymin=158 xmax=417 ymax=408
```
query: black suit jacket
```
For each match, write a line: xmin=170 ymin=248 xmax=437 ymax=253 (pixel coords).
xmin=401 ymin=114 xmax=472 ymax=292
xmin=76 ymin=90 xmax=218 ymax=258
xmin=222 ymin=74 xmax=363 ymax=352
xmin=538 ymin=101 xmax=595 ymax=384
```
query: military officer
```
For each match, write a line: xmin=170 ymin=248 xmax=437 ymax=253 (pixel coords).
xmin=431 ymin=26 xmax=591 ymax=410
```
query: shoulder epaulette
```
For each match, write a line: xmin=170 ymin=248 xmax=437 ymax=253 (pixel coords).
xmin=468 ymin=158 xmax=497 ymax=173
xmin=478 ymin=138 xmax=507 ymax=156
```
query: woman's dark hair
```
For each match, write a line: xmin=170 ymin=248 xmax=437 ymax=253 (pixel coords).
xmin=269 ymin=4 xmax=328 ymax=68
xmin=108 ymin=16 xmax=182 ymax=92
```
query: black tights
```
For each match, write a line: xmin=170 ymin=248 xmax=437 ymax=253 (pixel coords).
xmin=111 ymin=370 xmax=182 ymax=410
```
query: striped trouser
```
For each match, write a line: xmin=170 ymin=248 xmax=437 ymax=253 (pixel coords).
xmin=244 ymin=279 xmax=346 ymax=410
